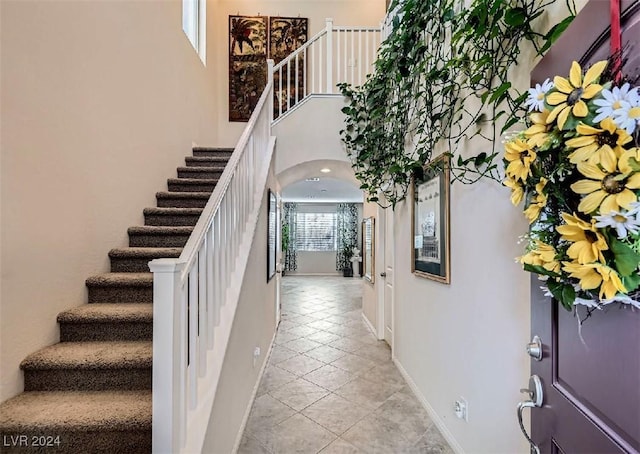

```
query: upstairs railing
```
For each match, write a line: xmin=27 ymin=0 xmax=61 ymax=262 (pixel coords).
xmin=149 ymin=79 xmax=276 ymax=453
xmin=271 ymin=18 xmax=382 ymax=121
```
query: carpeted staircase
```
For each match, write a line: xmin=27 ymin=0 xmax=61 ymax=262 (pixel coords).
xmin=0 ymin=147 xmax=233 ymax=453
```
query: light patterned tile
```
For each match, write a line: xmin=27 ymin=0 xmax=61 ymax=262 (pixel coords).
xmin=277 ymin=354 xmax=325 ymax=375
xmin=342 ymin=413 xmax=412 ymax=453
xmin=331 ymin=353 xmax=377 ymax=375
xmin=244 ymin=394 xmax=296 ymax=440
xmin=283 ymin=338 xmax=324 ymax=354
xmin=303 ymin=364 xmax=354 ymax=391
xmin=268 ymin=345 xmax=298 ymax=365
xmin=255 ymin=413 xmax=336 ymax=453
xmin=302 ymin=393 xmax=370 ymax=436
xmin=270 ymin=377 xmax=330 ymax=411
xmin=274 ymin=330 xmax=301 ymax=345
xmin=353 ymin=343 xmax=392 ymax=363
xmin=307 ymin=320 xmax=338 ymax=331
xmin=335 ymin=376 xmax=403 ymax=410
xmin=328 ymin=337 xmax=366 ymax=354
xmin=305 ymin=345 xmax=347 ymax=363
xmin=257 ymin=366 xmax=298 ymax=396
xmin=306 ymin=330 xmax=343 ymax=345
xmin=287 ymin=325 xmax=320 ymax=338
xmin=319 ymin=438 xmax=363 ymax=453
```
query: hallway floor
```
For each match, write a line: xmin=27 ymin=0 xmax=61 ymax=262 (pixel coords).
xmin=239 ymin=276 xmax=453 ymax=454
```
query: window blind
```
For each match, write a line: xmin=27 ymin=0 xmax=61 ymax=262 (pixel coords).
xmin=295 ymin=212 xmax=337 ymax=251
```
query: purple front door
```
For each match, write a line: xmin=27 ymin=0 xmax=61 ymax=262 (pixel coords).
xmin=526 ymin=2 xmax=640 ymax=453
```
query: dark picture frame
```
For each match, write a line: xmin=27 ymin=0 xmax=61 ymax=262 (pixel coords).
xmin=267 ymin=189 xmax=277 ymax=282
xmin=363 ymin=217 xmax=375 ymax=284
xmin=229 ymin=15 xmax=268 ymax=122
xmin=411 ymin=154 xmax=450 ymax=284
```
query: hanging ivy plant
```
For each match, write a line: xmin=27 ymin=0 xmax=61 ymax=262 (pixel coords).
xmin=339 ymin=0 xmax=577 ymax=206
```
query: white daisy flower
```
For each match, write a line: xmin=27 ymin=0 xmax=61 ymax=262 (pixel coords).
xmin=524 ymin=78 xmax=553 ymax=112
xmin=595 ymin=209 xmax=640 ymax=239
xmin=611 ymin=86 xmax=640 ymax=134
xmin=593 ymin=83 xmax=636 ymax=122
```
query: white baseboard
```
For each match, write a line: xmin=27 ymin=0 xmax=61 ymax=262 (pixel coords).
xmin=393 ymin=358 xmax=465 ymax=454
xmin=231 ymin=328 xmax=278 ymax=453
xmin=361 ymin=312 xmax=380 ymax=339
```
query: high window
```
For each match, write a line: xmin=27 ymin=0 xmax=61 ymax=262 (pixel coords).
xmin=295 ymin=213 xmax=337 ymax=251
xmin=182 ymin=0 xmax=206 ymax=62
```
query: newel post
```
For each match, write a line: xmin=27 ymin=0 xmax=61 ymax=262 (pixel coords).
xmin=325 ymin=18 xmax=334 ymax=93
xmin=149 ymin=258 xmax=185 ymax=454
xmin=267 ymin=59 xmax=275 ymax=125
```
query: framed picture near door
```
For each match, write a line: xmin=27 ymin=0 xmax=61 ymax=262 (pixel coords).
xmin=411 ymin=154 xmax=450 ymax=283
xmin=267 ymin=189 xmax=277 ymax=282
xmin=363 ymin=217 xmax=375 ymax=284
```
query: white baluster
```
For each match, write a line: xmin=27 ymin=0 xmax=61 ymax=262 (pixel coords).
xmin=198 ymin=247 xmax=207 ymax=376
xmin=325 ymin=18 xmax=333 ymax=93
xmin=150 ymin=259 xmax=186 ymax=454
xmin=267 ymin=59 xmax=274 ymax=124
xmin=206 ymin=227 xmax=214 ymax=349
xmin=188 ymin=265 xmax=198 ymax=409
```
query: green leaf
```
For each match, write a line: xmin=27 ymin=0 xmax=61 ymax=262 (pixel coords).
xmin=610 ymin=238 xmax=640 ymax=277
xmin=504 ymin=7 xmax=527 ymax=26
xmin=489 ymin=82 xmax=511 ymax=104
xmin=622 ymin=273 xmax=640 ymax=292
xmin=547 ymin=279 xmax=576 ymax=310
xmin=539 ymin=16 xmax=574 ymax=56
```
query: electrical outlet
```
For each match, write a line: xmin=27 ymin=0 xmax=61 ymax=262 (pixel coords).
xmin=253 ymin=347 xmax=261 ymax=368
xmin=454 ymin=397 xmax=468 ymax=421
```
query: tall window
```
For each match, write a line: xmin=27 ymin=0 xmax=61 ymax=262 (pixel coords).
xmin=295 ymin=213 xmax=337 ymax=251
xmin=183 ymin=0 xmax=206 ymax=62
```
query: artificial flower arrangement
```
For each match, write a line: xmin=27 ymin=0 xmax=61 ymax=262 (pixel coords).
xmin=504 ymin=59 xmax=640 ymax=311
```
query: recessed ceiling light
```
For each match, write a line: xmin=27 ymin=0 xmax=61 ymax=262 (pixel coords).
xmin=305 ymin=177 xmax=320 ymax=182
xmin=320 ymin=168 xmax=331 ymax=173
xmin=320 ymin=189 xmax=328 ymax=192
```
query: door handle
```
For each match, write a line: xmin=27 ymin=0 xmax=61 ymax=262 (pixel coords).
xmin=527 ymin=335 xmax=543 ymax=361
xmin=380 ymin=272 xmax=387 ymax=277
xmin=517 ymin=375 xmax=543 ymax=454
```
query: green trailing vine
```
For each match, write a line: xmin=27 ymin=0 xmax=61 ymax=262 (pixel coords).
xmin=339 ymin=0 xmax=576 ymax=206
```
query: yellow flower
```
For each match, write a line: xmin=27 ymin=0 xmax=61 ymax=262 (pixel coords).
xmin=566 ymin=118 xmax=633 ymax=164
xmin=562 ymin=262 xmax=626 ymax=300
xmin=556 ymin=212 xmax=608 ymax=264
xmin=525 ymin=110 xmax=552 ymax=148
xmin=546 ymin=60 xmax=607 ymax=130
xmin=570 ymin=155 xmax=640 ymax=214
xmin=619 ymin=147 xmax=640 ymax=175
xmin=524 ymin=178 xmax=548 ymax=224
xmin=503 ymin=176 xmax=524 ymax=205
xmin=520 ymin=240 xmax=560 ymax=274
xmin=504 ymin=138 xmax=536 ymax=182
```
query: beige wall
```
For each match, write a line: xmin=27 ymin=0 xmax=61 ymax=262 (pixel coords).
xmin=0 ymin=0 xmax=220 ymax=401
xmin=202 ymin=167 xmax=279 ymax=454
xmin=214 ymin=0 xmax=386 ymax=146
xmin=359 ymin=2 xmax=587 ymax=452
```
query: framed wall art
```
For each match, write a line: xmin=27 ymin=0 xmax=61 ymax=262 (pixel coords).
xmin=363 ymin=217 xmax=375 ymax=284
xmin=267 ymin=189 xmax=277 ymax=282
xmin=229 ymin=15 xmax=268 ymax=122
xmin=411 ymin=154 xmax=450 ymax=283
xmin=269 ymin=16 xmax=308 ymax=118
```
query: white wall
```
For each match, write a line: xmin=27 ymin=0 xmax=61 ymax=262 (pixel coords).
xmin=0 ymin=0 xmax=220 ymax=401
xmin=360 ymin=1 xmax=587 ymax=453
xmin=202 ymin=167 xmax=279 ymax=454
xmin=213 ymin=0 xmax=386 ymax=147
xmin=273 ymin=97 xmax=349 ymax=175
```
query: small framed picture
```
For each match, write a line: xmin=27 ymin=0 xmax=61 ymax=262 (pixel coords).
xmin=411 ymin=154 xmax=450 ymax=283
xmin=363 ymin=217 xmax=375 ymax=284
xmin=267 ymin=189 xmax=277 ymax=282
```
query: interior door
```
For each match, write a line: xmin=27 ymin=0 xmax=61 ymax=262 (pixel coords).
xmin=524 ymin=2 xmax=640 ymax=452
xmin=383 ymin=205 xmax=394 ymax=347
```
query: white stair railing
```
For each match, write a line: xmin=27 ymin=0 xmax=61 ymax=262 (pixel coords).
xmin=271 ymin=18 xmax=381 ymax=121
xmin=149 ymin=74 xmax=276 ymax=454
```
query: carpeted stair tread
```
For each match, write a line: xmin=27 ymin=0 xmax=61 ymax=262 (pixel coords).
xmin=0 ymin=390 xmax=151 ymax=432
xmin=21 ymin=341 xmax=152 ymax=370
xmin=193 ymin=146 xmax=234 ymax=154
xmin=58 ymin=304 xmax=153 ymax=323
xmin=127 ymin=226 xmax=194 ymax=235
xmin=86 ymin=273 xmax=152 ymax=287
xmin=185 ymin=156 xmax=230 ymax=166
xmin=167 ymin=177 xmax=219 ymax=185
xmin=156 ymin=191 xmax=211 ymax=199
xmin=143 ymin=207 xmax=203 ymax=216
xmin=108 ymin=247 xmax=182 ymax=259
xmin=177 ymin=165 xmax=226 ymax=172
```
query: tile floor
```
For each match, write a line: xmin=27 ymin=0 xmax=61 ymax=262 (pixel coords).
xmin=238 ymin=276 xmax=453 ymax=454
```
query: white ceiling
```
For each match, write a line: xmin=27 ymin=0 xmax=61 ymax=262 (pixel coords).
xmin=281 ymin=177 xmax=363 ymax=203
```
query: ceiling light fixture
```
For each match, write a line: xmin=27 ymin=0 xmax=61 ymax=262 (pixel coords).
xmin=305 ymin=177 xmax=320 ymax=182
xmin=320 ymin=168 xmax=331 ymax=173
